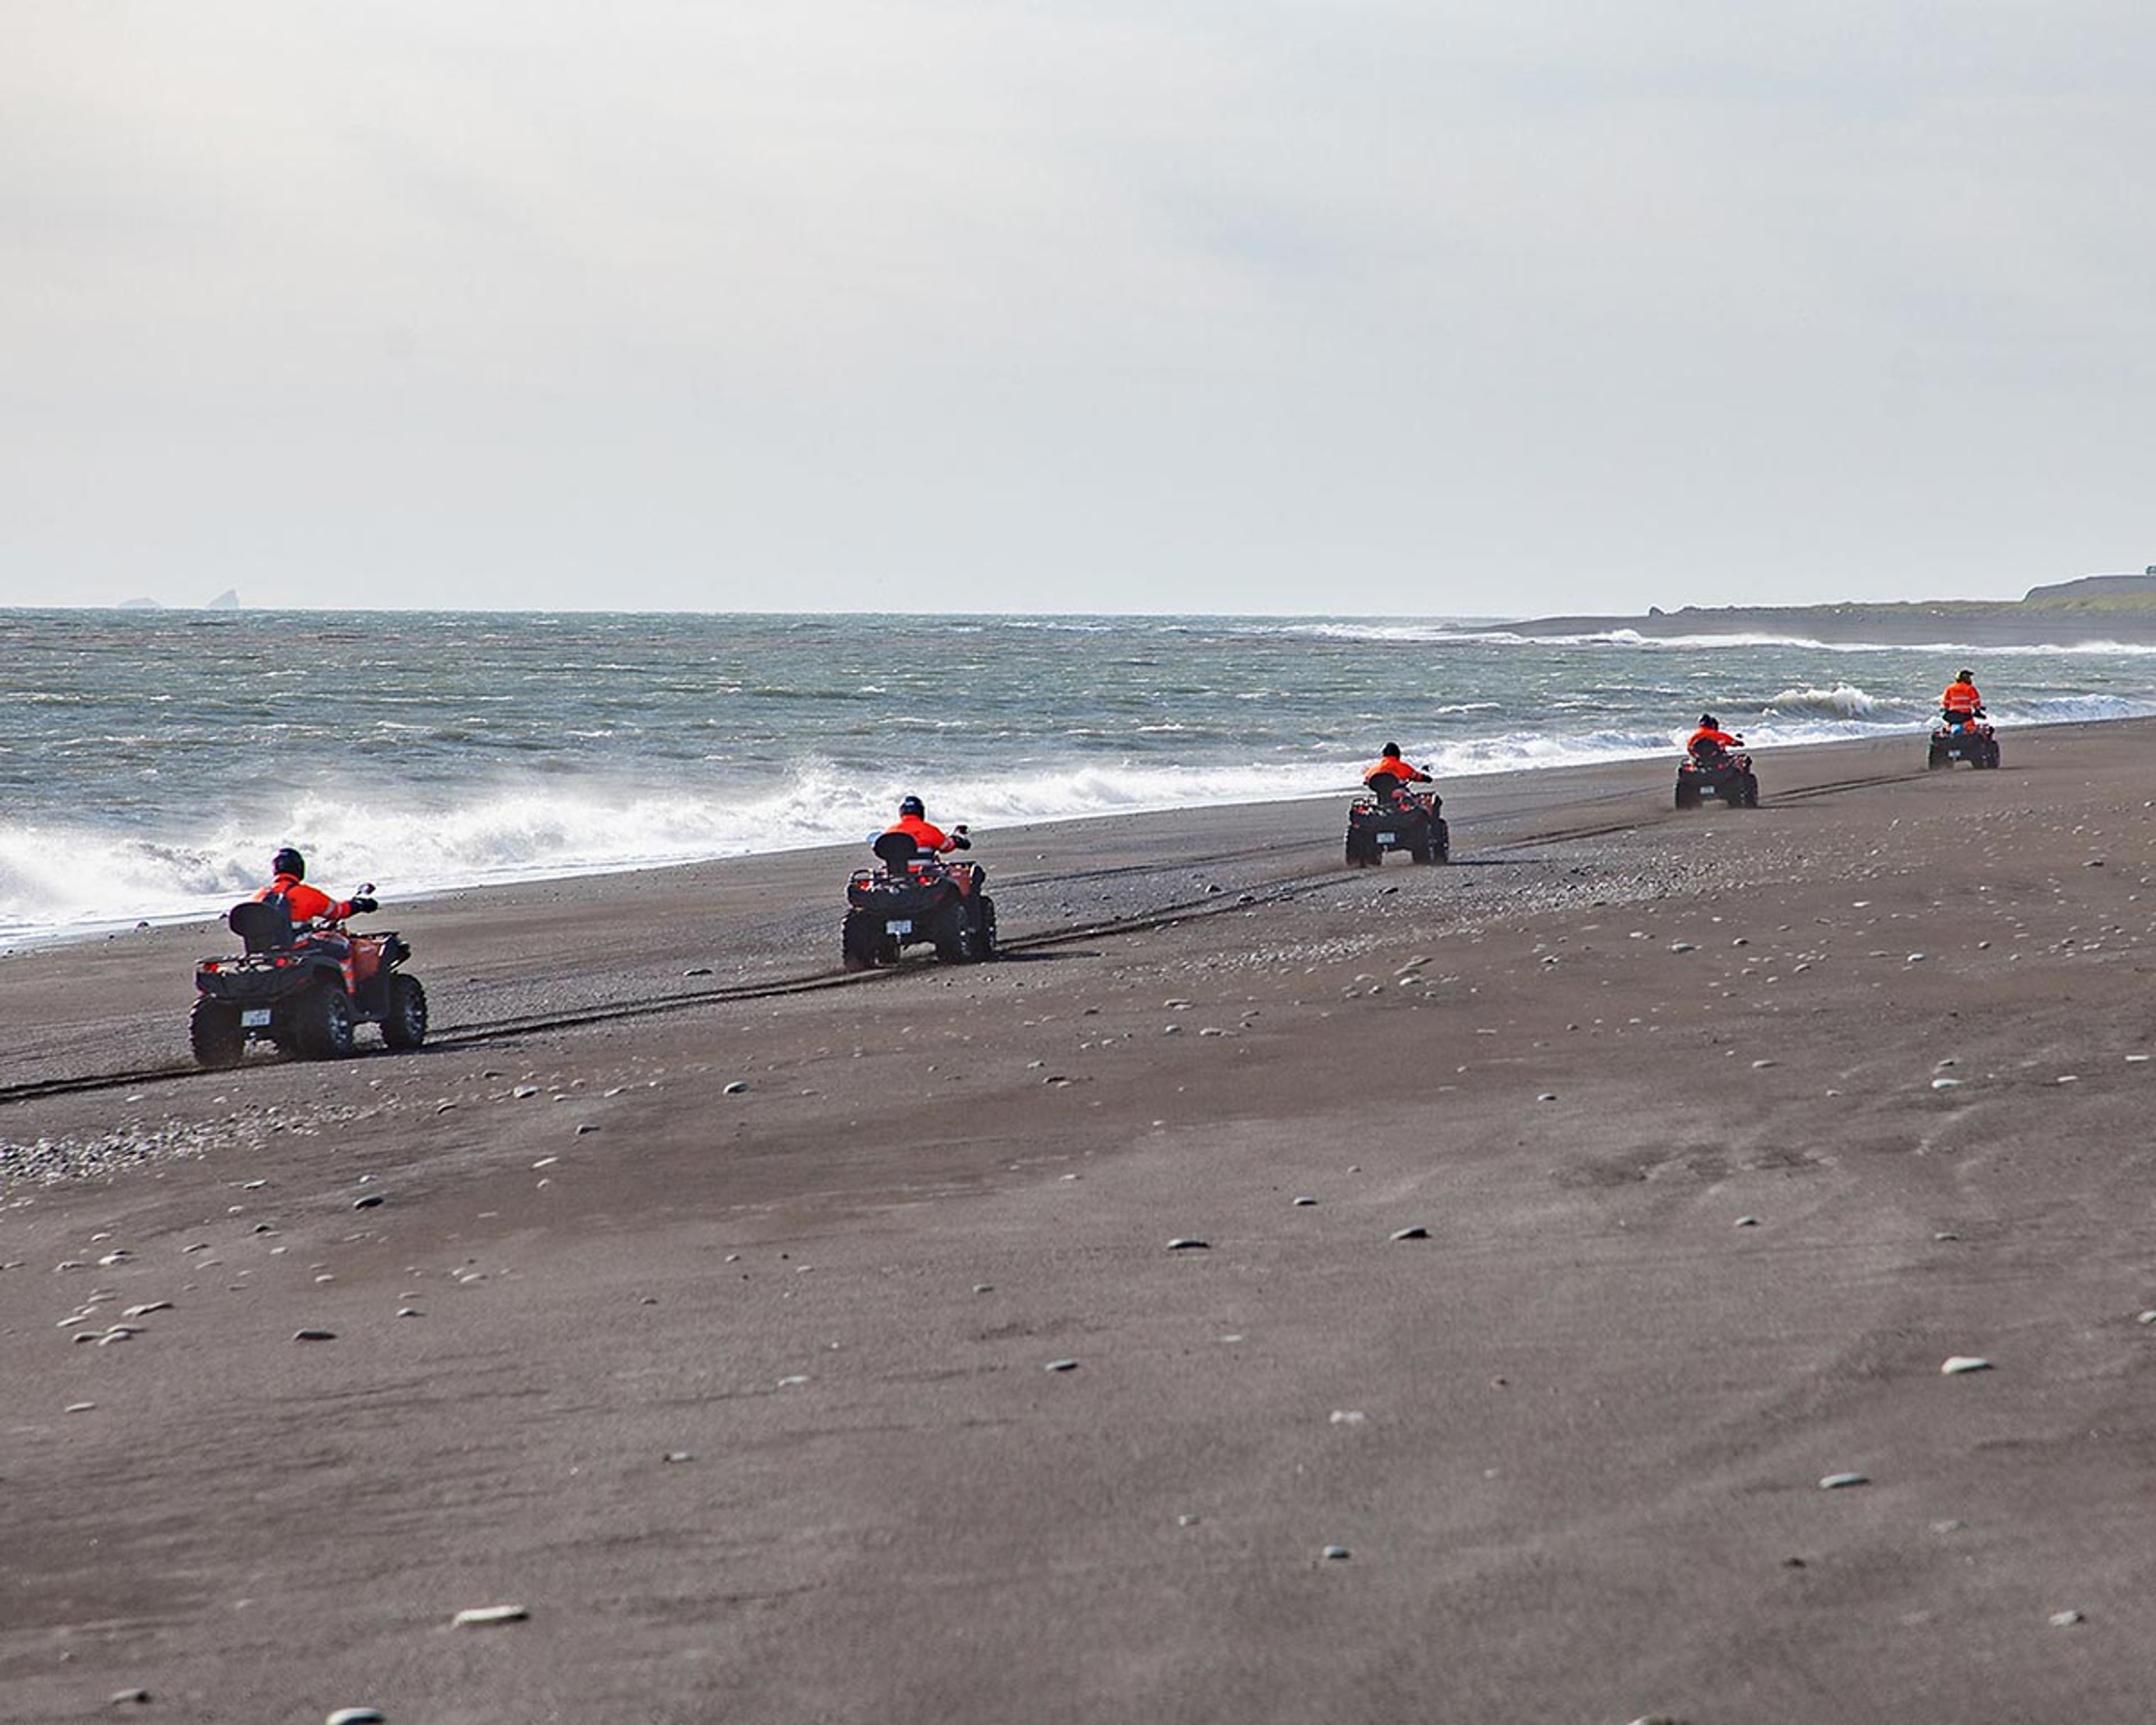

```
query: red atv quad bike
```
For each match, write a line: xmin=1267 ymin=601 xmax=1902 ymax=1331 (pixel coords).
xmin=190 ymin=887 xmax=427 ymax=1067
xmin=1928 ymin=713 xmax=2000 ymax=769
xmin=1675 ymin=739 xmax=1760 ymax=810
xmin=843 ymin=830 xmax=997 ymax=969
xmin=1345 ymin=770 xmax=1450 ymax=866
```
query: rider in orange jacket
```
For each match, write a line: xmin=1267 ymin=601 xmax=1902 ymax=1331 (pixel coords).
xmin=884 ymin=796 xmax=970 ymax=857
xmin=1940 ymin=670 xmax=1984 ymax=720
xmin=1363 ymin=742 xmax=1432 ymax=791
xmin=1688 ymin=715 xmax=1741 ymax=757
xmin=255 ymin=848 xmax=374 ymax=932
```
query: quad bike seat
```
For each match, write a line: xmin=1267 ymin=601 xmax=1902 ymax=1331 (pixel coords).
xmin=229 ymin=897 xmax=296 ymax=954
xmin=872 ymin=830 xmax=924 ymax=871
xmin=1689 ymin=740 xmax=1727 ymax=765
xmin=1364 ymin=772 xmax=1401 ymax=801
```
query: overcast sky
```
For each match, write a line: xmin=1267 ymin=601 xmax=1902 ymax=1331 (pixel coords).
xmin=4 ymin=2 xmax=2149 ymax=615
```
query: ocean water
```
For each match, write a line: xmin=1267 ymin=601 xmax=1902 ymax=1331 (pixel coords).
xmin=6 ymin=608 xmax=2154 ymax=946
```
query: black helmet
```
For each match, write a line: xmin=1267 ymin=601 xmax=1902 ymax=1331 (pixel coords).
xmin=1381 ymin=741 xmax=1401 ymax=757
xmin=272 ymin=847 xmax=305 ymax=879
xmin=898 ymin=795 xmax=925 ymax=818
xmin=1957 ymin=668 xmax=1974 ymax=682
xmin=1698 ymin=714 xmax=1719 ymax=729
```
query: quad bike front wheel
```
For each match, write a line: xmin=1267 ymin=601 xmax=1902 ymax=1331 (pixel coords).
xmin=296 ymin=983 xmax=356 ymax=1060
xmin=382 ymin=973 xmax=428 ymax=1049
xmin=189 ymin=997 xmax=245 ymax=1070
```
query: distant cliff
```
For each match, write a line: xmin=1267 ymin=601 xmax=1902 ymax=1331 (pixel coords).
xmin=1502 ymin=571 xmax=2156 ymax=647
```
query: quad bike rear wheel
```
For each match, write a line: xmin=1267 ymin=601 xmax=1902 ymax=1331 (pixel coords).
xmin=1675 ymin=783 xmax=1699 ymax=810
xmin=382 ymin=973 xmax=428 ymax=1049
xmin=1927 ymin=745 xmax=1946 ymax=769
xmin=841 ymin=910 xmax=881 ymax=971
xmin=189 ymin=997 xmax=245 ymax=1070
xmin=296 ymin=983 xmax=355 ymax=1060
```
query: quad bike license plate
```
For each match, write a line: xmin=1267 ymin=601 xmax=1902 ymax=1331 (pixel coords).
xmin=885 ymin=919 xmax=913 ymax=935
xmin=241 ymin=1008 xmax=273 ymax=1028
xmin=1376 ymin=833 xmax=1395 ymax=845
xmin=1699 ymin=784 xmax=1720 ymax=797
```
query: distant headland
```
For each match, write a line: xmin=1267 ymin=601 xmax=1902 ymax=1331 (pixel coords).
xmin=118 ymin=589 xmax=239 ymax=610
xmin=1500 ymin=569 xmax=2156 ymax=647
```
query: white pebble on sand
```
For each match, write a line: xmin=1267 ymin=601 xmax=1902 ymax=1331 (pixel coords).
xmin=1167 ymin=1238 xmax=1209 ymax=1251
xmin=1819 ymin=1472 xmax=1870 ymax=1490
xmin=451 ymin=1605 xmax=528 ymax=1627
xmin=1390 ymin=1225 xmax=1430 ymax=1241
xmin=1931 ymin=1077 xmax=1962 ymax=1090
xmin=1044 ymin=1358 xmax=1079 ymax=1372
xmin=327 ymin=1711 xmax=387 ymax=1724
xmin=1329 ymin=1409 xmax=1367 ymax=1425
xmin=2049 ymin=1609 xmax=2086 ymax=1627
xmin=1941 ymin=1356 xmax=1993 ymax=1375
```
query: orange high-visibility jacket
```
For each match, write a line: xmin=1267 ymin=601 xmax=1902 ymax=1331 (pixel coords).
xmin=884 ymin=814 xmax=956 ymax=854
xmin=255 ymin=873 xmax=350 ymax=924
xmin=1364 ymin=754 xmax=1430 ymax=785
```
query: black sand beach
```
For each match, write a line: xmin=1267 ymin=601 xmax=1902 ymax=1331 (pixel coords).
xmin=6 ymin=725 xmax=2156 ymax=1723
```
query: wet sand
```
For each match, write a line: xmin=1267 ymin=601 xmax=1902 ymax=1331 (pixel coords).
xmin=6 ymin=725 xmax=2156 ymax=1723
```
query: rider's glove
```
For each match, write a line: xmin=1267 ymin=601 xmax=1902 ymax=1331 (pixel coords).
xmin=951 ymin=834 xmax=971 ymax=850
xmin=347 ymin=896 xmax=378 ymax=915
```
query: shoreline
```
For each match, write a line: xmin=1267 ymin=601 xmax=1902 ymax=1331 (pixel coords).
xmin=2 ymin=714 xmax=2120 ymax=957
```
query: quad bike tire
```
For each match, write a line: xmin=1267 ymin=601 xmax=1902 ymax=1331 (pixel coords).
xmin=295 ymin=983 xmax=356 ymax=1061
xmin=189 ymin=997 xmax=245 ymax=1070
xmin=1345 ymin=833 xmax=1378 ymax=868
xmin=1675 ymin=784 xmax=1699 ymax=810
xmin=1927 ymin=745 xmax=1947 ymax=769
xmin=1983 ymin=742 xmax=2002 ymax=769
xmin=1738 ymin=774 xmax=1761 ymax=808
xmin=933 ymin=904 xmax=976 ymax=964
xmin=382 ymin=973 xmax=428 ymax=1049
xmin=1431 ymin=820 xmax=1451 ymax=863
xmin=841 ymin=909 xmax=882 ymax=971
